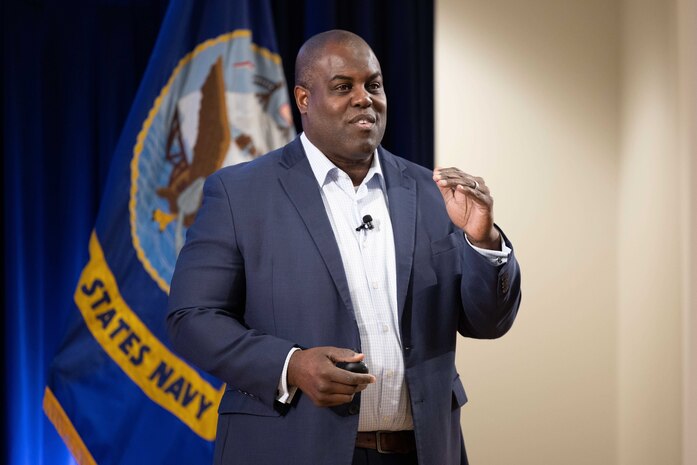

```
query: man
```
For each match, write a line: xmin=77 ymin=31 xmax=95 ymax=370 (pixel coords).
xmin=167 ymin=30 xmax=521 ymax=465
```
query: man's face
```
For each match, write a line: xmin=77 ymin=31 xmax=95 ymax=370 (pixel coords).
xmin=295 ymin=41 xmax=387 ymax=163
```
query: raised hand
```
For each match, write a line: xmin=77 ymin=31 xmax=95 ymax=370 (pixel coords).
xmin=433 ymin=167 xmax=501 ymax=250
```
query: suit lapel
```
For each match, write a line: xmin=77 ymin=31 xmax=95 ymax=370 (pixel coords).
xmin=277 ymin=139 xmax=355 ymax=316
xmin=379 ymin=148 xmax=417 ymax=320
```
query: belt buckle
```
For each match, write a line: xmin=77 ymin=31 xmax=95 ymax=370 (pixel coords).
xmin=375 ymin=431 xmax=394 ymax=454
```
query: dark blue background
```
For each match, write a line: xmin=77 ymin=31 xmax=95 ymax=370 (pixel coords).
xmin=3 ymin=1 xmax=433 ymax=463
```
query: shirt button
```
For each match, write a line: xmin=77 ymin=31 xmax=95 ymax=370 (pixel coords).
xmin=386 ymin=370 xmax=394 ymax=378
xmin=382 ymin=324 xmax=389 ymax=333
xmin=372 ymin=281 xmax=379 ymax=289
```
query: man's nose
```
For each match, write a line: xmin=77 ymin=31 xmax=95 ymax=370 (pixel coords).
xmin=352 ymin=88 xmax=372 ymax=107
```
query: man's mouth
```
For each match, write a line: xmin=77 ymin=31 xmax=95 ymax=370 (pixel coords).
xmin=349 ymin=114 xmax=376 ymax=129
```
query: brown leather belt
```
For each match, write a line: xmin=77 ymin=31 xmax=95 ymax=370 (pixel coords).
xmin=355 ymin=430 xmax=416 ymax=454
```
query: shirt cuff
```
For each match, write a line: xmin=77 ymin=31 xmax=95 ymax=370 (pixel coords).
xmin=465 ymin=233 xmax=511 ymax=266
xmin=276 ymin=347 xmax=301 ymax=404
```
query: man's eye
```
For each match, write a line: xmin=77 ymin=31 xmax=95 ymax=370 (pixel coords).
xmin=368 ymin=82 xmax=382 ymax=92
xmin=336 ymin=84 xmax=351 ymax=91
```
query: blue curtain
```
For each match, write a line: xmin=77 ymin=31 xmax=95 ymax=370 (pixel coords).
xmin=3 ymin=2 xmax=170 ymax=463
xmin=3 ymin=1 xmax=433 ymax=463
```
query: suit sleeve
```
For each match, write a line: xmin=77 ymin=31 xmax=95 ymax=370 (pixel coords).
xmin=458 ymin=227 xmax=521 ymax=339
xmin=166 ymin=172 xmax=294 ymax=407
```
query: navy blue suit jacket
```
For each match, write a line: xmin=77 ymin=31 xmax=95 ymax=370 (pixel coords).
xmin=167 ymin=137 xmax=521 ymax=465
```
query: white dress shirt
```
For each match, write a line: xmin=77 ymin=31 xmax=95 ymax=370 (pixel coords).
xmin=276 ymin=133 xmax=511 ymax=431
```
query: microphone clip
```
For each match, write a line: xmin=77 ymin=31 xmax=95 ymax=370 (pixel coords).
xmin=355 ymin=215 xmax=374 ymax=232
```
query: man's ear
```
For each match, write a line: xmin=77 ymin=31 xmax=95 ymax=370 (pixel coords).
xmin=294 ymin=85 xmax=309 ymax=114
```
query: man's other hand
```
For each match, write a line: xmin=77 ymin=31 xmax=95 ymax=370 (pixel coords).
xmin=287 ymin=347 xmax=376 ymax=407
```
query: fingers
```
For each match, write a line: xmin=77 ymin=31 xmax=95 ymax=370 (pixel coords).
xmin=310 ymin=375 xmax=375 ymax=407
xmin=433 ymin=167 xmax=494 ymax=214
xmin=327 ymin=348 xmax=365 ymax=364
xmin=325 ymin=348 xmax=375 ymax=382
xmin=316 ymin=377 xmax=372 ymax=396
xmin=331 ymin=369 xmax=376 ymax=387
xmin=309 ymin=377 xmax=373 ymax=407
xmin=433 ymin=167 xmax=490 ymax=195
xmin=312 ymin=370 xmax=374 ymax=407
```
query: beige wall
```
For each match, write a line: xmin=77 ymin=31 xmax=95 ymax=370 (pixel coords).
xmin=617 ymin=0 xmax=682 ymax=463
xmin=677 ymin=0 xmax=697 ymax=462
xmin=435 ymin=0 xmax=694 ymax=463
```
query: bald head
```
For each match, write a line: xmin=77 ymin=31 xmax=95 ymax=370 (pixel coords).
xmin=295 ymin=30 xmax=374 ymax=89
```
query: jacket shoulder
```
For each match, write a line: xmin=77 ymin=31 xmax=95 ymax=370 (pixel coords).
xmin=378 ymin=146 xmax=434 ymax=181
xmin=208 ymin=138 xmax=303 ymax=189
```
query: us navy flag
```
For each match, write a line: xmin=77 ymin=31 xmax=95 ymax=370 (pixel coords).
xmin=43 ymin=1 xmax=294 ymax=463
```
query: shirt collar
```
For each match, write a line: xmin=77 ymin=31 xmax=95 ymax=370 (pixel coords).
xmin=300 ymin=132 xmax=385 ymax=190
